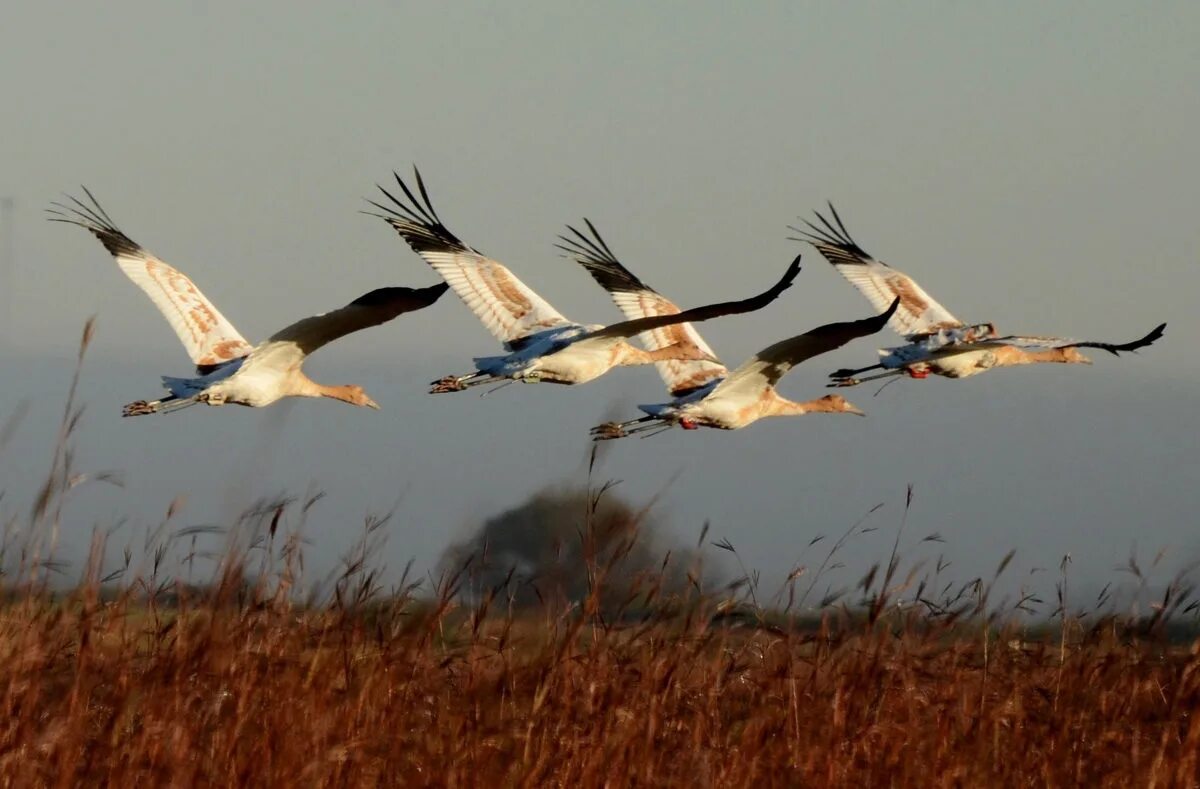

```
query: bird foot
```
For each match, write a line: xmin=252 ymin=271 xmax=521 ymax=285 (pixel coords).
xmin=429 ymin=376 xmax=468 ymax=394
xmin=590 ymin=422 xmax=627 ymax=441
xmin=826 ymin=378 xmax=859 ymax=388
xmin=122 ymin=400 xmax=159 ymax=417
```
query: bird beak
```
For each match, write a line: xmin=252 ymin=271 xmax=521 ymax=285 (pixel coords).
xmin=702 ymin=353 xmax=722 ymax=365
xmin=365 ymin=397 xmax=381 ymax=410
xmin=845 ymin=403 xmax=867 ymax=417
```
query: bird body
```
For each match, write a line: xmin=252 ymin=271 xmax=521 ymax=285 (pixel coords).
xmin=793 ymin=205 xmax=1164 ymax=388
xmin=641 ymin=390 xmax=864 ymax=432
xmin=474 ymin=331 xmax=715 ymax=385
xmin=50 ymin=190 xmax=447 ymax=416
xmin=369 ymin=170 xmax=800 ymax=393
xmin=557 ymin=222 xmax=895 ymax=439
xmin=590 ymin=306 xmax=893 ymax=439
xmin=874 ymin=343 xmax=1093 ymax=382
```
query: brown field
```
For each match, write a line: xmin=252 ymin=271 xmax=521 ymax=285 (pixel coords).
xmin=4 ymin=325 xmax=1199 ymax=786
xmin=1 ymin=571 xmax=1198 ymax=786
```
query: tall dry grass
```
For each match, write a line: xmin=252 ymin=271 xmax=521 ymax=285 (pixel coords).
xmin=2 ymin=323 xmax=1199 ymax=786
xmin=2 ymin=556 xmax=1200 ymax=785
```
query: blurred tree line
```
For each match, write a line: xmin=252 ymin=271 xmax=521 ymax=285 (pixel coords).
xmin=440 ymin=484 xmax=715 ymax=616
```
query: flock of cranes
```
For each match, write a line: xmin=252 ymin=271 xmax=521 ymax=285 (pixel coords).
xmin=49 ymin=171 xmax=1165 ymax=441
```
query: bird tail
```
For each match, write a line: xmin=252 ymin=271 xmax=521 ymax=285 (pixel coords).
xmin=471 ymin=355 xmax=512 ymax=376
xmin=160 ymin=376 xmax=208 ymax=398
xmin=637 ymin=402 xmax=678 ymax=419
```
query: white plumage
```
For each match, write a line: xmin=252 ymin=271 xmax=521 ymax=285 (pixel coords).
xmin=793 ymin=205 xmax=1166 ymax=387
xmin=50 ymin=189 xmax=448 ymax=416
xmin=591 ymin=300 xmax=899 ymax=438
xmin=368 ymin=169 xmax=801 ymax=393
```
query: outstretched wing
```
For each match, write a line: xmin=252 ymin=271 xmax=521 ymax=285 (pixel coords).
xmin=709 ymin=298 xmax=900 ymax=400
xmin=247 ymin=283 xmax=449 ymax=372
xmin=48 ymin=189 xmax=253 ymax=371
xmin=367 ymin=169 xmax=573 ymax=348
xmin=557 ymin=220 xmax=727 ymax=397
xmin=991 ymin=322 xmax=1166 ymax=356
xmin=581 ymin=253 xmax=803 ymax=342
xmin=791 ymin=204 xmax=961 ymax=338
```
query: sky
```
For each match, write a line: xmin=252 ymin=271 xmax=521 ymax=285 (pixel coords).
xmin=2 ymin=2 xmax=1197 ymax=608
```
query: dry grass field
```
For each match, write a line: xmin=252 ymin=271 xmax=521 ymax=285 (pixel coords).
xmin=3 ymin=323 xmax=1198 ymax=786
xmin=1 ymin=577 xmax=1199 ymax=786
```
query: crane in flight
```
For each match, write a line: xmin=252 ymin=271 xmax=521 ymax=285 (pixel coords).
xmin=792 ymin=205 xmax=1165 ymax=388
xmin=368 ymin=169 xmax=802 ymax=394
xmin=555 ymin=222 xmax=894 ymax=439
xmin=50 ymin=190 xmax=447 ymax=416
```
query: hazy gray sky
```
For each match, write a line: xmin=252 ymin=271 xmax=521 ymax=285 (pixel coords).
xmin=2 ymin=2 xmax=1197 ymax=603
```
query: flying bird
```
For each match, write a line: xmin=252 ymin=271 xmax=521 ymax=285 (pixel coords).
xmin=367 ymin=170 xmax=802 ymax=393
xmin=49 ymin=189 xmax=448 ymax=416
xmin=792 ymin=205 xmax=1165 ymax=387
xmin=558 ymin=224 xmax=896 ymax=439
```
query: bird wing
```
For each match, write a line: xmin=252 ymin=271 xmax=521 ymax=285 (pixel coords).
xmin=990 ymin=323 xmax=1166 ymax=356
xmin=556 ymin=220 xmax=727 ymax=397
xmin=367 ymin=169 xmax=573 ymax=348
xmin=48 ymin=189 xmax=253 ymax=371
xmin=709 ymin=298 xmax=900 ymax=400
xmin=791 ymin=204 xmax=962 ymax=338
xmin=579 ymin=253 xmax=804 ymax=343
xmin=247 ymin=283 xmax=450 ymax=372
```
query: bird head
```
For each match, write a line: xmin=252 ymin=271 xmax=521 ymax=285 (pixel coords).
xmin=343 ymin=385 xmax=381 ymax=409
xmin=815 ymin=394 xmax=865 ymax=416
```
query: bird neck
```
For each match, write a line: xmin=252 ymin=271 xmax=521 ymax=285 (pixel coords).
xmin=766 ymin=394 xmax=842 ymax=417
xmin=293 ymin=374 xmax=356 ymax=403
xmin=767 ymin=395 xmax=817 ymax=417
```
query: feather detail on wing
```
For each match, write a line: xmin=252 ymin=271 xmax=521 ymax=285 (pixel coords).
xmin=248 ymin=283 xmax=450 ymax=372
xmin=790 ymin=204 xmax=961 ymax=338
xmin=709 ymin=298 xmax=900 ymax=401
xmin=991 ymin=323 xmax=1166 ymax=356
xmin=556 ymin=220 xmax=726 ymax=396
xmin=48 ymin=189 xmax=253 ymax=370
xmin=367 ymin=168 xmax=572 ymax=347
xmin=582 ymin=253 xmax=803 ymax=347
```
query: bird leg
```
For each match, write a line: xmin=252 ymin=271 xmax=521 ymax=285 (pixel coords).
xmin=429 ymin=372 xmax=492 ymax=394
xmin=479 ymin=380 xmax=516 ymax=398
xmin=160 ymin=395 xmax=204 ymax=413
xmin=591 ymin=415 xmax=675 ymax=441
xmin=828 ymin=369 xmax=904 ymax=388
xmin=122 ymin=394 xmax=201 ymax=417
xmin=829 ymin=366 xmax=930 ymax=388
xmin=122 ymin=398 xmax=166 ymax=417
xmin=830 ymin=362 xmax=882 ymax=380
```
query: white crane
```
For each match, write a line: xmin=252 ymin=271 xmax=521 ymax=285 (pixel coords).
xmin=50 ymin=190 xmax=448 ymax=416
xmin=556 ymin=224 xmax=896 ymax=439
xmin=792 ymin=205 xmax=1165 ymax=387
xmin=367 ymin=170 xmax=802 ymax=393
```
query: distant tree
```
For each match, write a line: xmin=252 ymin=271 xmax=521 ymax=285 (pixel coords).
xmin=440 ymin=485 xmax=710 ymax=615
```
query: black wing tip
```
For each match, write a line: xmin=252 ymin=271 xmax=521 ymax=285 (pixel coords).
xmin=780 ymin=253 xmax=803 ymax=287
xmin=49 ymin=189 xmax=143 ymax=256
xmin=350 ymin=282 xmax=450 ymax=308
xmin=557 ymin=220 xmax=653 ymax=294
xmin=858 ymin=296 xmax=901 ymax=333
xmin=788 ymin=203 xmax=873 ymax=264
xmin=806 ymin=298 xmax=898 ymax=343
xmin=878 ymin=296 xmax=901 ymax=324
xmin=369 ymin=169 xmax=475 ymax=256
xmin=1068 ymin=320 xmax=1168 ymax=356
